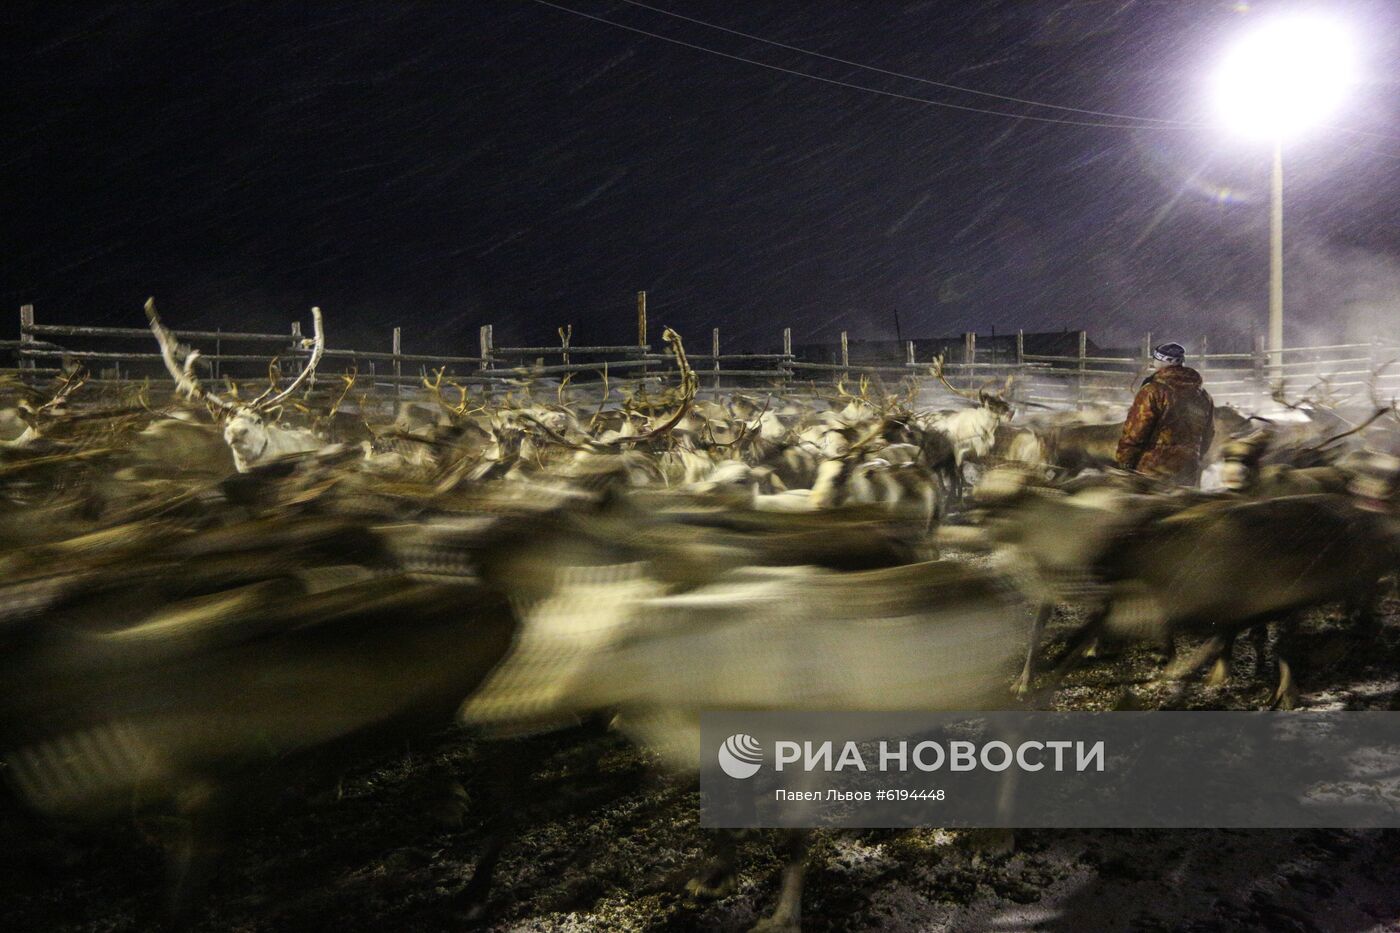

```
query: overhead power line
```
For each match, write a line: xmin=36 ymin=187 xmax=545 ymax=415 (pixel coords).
xmin=617 ymin=0 xmax=1194 ymax=126
xmin=529 ymin=0 xmax=1198 ymax=130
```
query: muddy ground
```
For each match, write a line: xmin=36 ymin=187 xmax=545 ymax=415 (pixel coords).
xmin=5 ymin=597 xmax=1400 ymax=932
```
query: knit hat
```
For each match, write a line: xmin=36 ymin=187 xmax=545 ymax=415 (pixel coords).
xmin=1152 ymin=342 xmax=1186 ymax=365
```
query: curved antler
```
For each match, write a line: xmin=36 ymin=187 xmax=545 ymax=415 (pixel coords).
xmin=595 ymin=326 xmax=697 ymax=447
xmin=145 ymin=298 xmax=238 ymax=411
xmin=35 ymin=368 xmax=87 ymax=415
xmin=254 ymin=307 xmax=324 ymax=410
xmin=424 ymin=367 xmax=472 ymax=417
xmin=930 ymin=353 xmax=980 ymax=402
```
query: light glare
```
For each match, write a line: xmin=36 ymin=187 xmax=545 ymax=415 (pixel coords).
xmin=1212 ymin=17 xmax=1355 ymax=140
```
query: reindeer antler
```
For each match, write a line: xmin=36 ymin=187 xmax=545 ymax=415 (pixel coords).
xmin=1368 ymin=359 xmax=1400 ymax=423
xmin=145 ymin=298 xmax=238 ymax=411
xmin=595 ymin=326 xmax=697 ymax=448
xmin=35 ymin=368 xmax=88 ymax=415
xmin=930 ymin=353 xmax=980 ymax=402
xmin=424 ymin=367 xmax=472 ymax=418
xmin=1270 ymin=381 xmax=1316 ymax=412
xmin=252 ymin=307 xmax=324 ymax=410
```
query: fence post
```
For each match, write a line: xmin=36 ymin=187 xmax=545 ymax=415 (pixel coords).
xmin=392 ymin=326 xmax=402 ymax=400
xmin=1199 ymin=334 xmax=1208 ymax=366
xmin=289 ymin=320 xmax=303 ymax=386
xmin=782 ymin=327 xmax=793 ymax=387
xmin=1251 ymin=333 xmax=1267 ymax=408
xmin=1015 ymin=329 xmax=1024 ymax=367
xmin=906 ymin=339 xmax=915 ymax=368
xmin=1078 ymin=330 xmax=1088 ymax=408
xmin=19 ymin=305 xmax=34 ymax=376
xmin=1142 ymin=332 xmax=1152 ymax=362
xmin=963 ymin=331 xmax=975 ymax=367
xmin=636 ymin=290 xmax=648 ymax=381
xmin=840 ymin=330 xmax=849 ymax=383
xmin=479 ymin=325 xmax=493 ymax=372
xmin=711 ymin=327 xmax=720 ymax=391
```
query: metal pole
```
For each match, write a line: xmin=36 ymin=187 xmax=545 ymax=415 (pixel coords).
xmin=1270 ymin=138 xmax=1284 ymax=387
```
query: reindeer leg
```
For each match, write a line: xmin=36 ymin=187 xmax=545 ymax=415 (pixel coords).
xmin=751 ymin=829 xmax=809 ymax=933
xmin=1155 ymin=630 xmax=1177 ymax=667
xmin=163 ymin=779 xmax=225 ymax=921
xmin=687 ymin=829 xmax=744 ymax=899
xmin=1204 ymin=632 xmax=1237 ymax=687
xmin=1164 ymin=635 xmax=1228 ymax=682
xmin=1250 ymin=625 xmax=1270 ymax=680
xmin=451 ymin=737 xmax=529 ymax=921
xmin=689 ymin=778 xmax=758 ymax=899
xmin=1347 ymin=577 xmax=1382 ymax=640
xmin=1268 ymin=614 xmax=1302 ymax=710
xmin=1013 ymin=602 xmax=1054 ymax=699
xmin=1269 ymin=658 xmax=1300 ymax=710
xmin=1049 ymin=606 xmax=1108 ymax=681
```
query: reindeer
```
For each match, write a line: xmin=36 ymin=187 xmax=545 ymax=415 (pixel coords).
xmin=0 ymin=370 xmax=89 ymax=450
xmin=925 ymin=354 xmax=1016 ymax=497
xmin=146 ymin=299 xmax=328 ymax=473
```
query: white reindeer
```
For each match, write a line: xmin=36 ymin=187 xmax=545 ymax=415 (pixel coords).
xmin=146 ymin=298 xmax=328 ymax=472
xmin=924 ymin=354 xmax=1016 ymax=495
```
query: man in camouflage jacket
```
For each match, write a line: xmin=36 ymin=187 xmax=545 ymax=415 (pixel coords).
xmin=1115 ymin=342 xmax=1214 ymax=485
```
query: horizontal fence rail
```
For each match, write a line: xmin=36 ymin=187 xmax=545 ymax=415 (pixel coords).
xmin=9 ymin=302 xmax=1400 ymax=413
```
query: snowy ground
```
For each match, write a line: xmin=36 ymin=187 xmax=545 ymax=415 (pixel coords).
xmin=5 ymin=596 xmax=1400 ymax=932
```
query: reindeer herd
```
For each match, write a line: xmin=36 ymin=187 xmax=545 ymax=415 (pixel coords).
xmin=2 ymin=303 xmax=1400 ymax=930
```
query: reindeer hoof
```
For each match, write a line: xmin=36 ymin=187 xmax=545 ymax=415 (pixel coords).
xmin=750 ymin=915 xmax=801 ymax=933
xmin=450 ymin=902 xmax=489 ymax=925
xmin=1011 ymin=675 xmax=1032 ymax=699
xmin=685 ymin=870 xmax=737 ymax=900
xmin=1268 ymin=660 xmax=1300 ymax=710
xmin=1204 ymin=657 xmax=1230 ymax=688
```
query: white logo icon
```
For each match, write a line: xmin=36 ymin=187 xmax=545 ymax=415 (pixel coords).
xmin=718 ymin=733 xmax=763 ymax=779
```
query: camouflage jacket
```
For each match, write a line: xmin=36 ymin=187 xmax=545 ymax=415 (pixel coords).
xmin=1115 ymin=365 xmax=1214 ymax=484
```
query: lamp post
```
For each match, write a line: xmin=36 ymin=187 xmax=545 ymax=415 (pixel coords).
xmin=1211 ymin=16 xmax=1355 ymax=387
xmin=1270 ymin=138 xmax=1282 ymax=385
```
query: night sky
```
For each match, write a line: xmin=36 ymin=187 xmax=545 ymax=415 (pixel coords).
xmin=5 ymin=0 xmax=1400 ymax=355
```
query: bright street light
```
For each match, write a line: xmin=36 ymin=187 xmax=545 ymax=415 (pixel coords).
xmin=1211 ymin=15 xmax=1356 ymax=387
xmin=1212 ymin=16 xmax=1355 ymax=141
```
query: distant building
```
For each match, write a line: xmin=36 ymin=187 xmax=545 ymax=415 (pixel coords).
xmin=791 ymin=330 xmax=1121 ymax=366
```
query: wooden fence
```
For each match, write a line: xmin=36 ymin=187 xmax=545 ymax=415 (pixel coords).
xmin=8 ymin=298 xmax=1400 ymax=412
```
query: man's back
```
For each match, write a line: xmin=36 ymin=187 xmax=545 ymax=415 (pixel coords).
xmin=1116 ymin=365 xmax=1215 ymax=484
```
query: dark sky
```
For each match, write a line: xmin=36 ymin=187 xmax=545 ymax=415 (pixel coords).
xmin=4 ymin=0 xmax=1400 ymax=354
